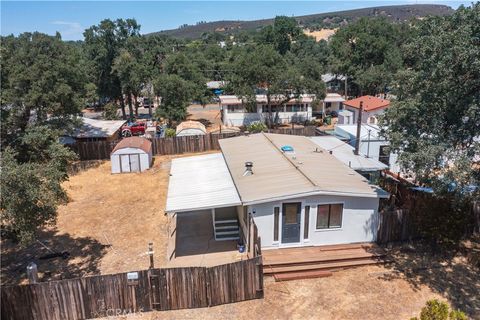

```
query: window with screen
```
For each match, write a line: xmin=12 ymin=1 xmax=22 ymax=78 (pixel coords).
xmin=316 ymin=204 xmax=343 ymax=229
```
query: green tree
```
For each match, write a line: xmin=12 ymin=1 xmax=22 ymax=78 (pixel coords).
xmin=153 ymin=74 xmax=193 ymax=125
xmin=228 ymin=45 xmax=325 ymax=127
xmin=83 ymin=18 xmax=140 ymax=119
xmin=261 ymin=16 xmax=303 ymax=54
xmin=381 ymin=4 xmax=480 ymax=198
xmin=1 ymin=127 xmax=76 ymax=244
xmin=328 ymin=17 xmax=406 ymax=95
xmin=1 ymin=32 xmax=85 ymax=146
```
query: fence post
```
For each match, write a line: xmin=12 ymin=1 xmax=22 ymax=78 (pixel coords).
xmin=27 ymin=262 xmax=38 ymax=284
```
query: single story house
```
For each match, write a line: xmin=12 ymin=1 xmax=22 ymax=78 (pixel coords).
xmin=176 ymin=121 xmax=207 ymax=137
xmin=343 ymin=95 xmax=390 ymax=125
xmin=60 ymin=117 xmax=126 ymax=144
xmin=219 ymin=94 xmax=315 ymax=127
xmin=310 ymin=135 xmax=388 ymax=182
xmin=334 ymin=124 xmax=400 ymax=174
xmin=166 ymin=133 xmax=388 ymax=252
xmin=111 ymin=137 xmax=153 ymax=173
xmin=321 ymin=93 xmax=345 ymax=114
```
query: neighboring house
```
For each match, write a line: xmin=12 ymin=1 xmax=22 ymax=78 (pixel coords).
xmin=176 ymin=120 xmax=207 ymax=137
xmin=321 ymin=73 xmax=346 ymax=95
xmin=166 ymin=133 xmax=388 ymax=251
xmin=110 ymin=137 xmax=153 ymax=174
xmin=343 ymin=95 xmax=390 ymax=125
xmin=60 ymin=117 xmax=126 ymax=144
xmin=310 ymin=135 xmax=388 ymax=182
xmin=322 ymin=93 xmax=345 ymax=114
xmin=333 ymin=124 xmax=400 ymax=174
xmin=219 ymin=94 xmax=314 ymax=127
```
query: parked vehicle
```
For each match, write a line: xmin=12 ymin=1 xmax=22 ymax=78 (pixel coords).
xmin=122 ymin=122 xmax=147 ymax=137
xmin=143 ymin=98 xmax=153 ymax=108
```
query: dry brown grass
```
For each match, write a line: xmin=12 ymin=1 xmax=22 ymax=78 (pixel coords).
xmin=1 ymin=152 xmax=216 ymax=285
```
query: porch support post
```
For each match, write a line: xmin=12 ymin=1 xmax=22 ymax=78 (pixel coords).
xmin=211 ymin=208 xmax=216 ymax=240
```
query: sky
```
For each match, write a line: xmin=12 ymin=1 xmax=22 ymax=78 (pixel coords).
xmin=1 ymin=0 xmax=472 ymax=41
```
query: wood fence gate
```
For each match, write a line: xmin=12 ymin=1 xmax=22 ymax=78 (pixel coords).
xmin=1 ymin=257 xmax=263 ymax=320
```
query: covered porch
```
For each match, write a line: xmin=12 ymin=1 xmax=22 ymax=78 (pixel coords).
xmin=166 ymin=207 xmax=249 ymax=267
xmin=165 ymin=153 xmax=249 ymax=267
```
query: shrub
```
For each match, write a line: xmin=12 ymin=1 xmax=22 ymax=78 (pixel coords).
xmin=102 ymin=102 xmax=119 ymax=120
xmin=410 ymin=300 xmax=467 ymax=320
xmin=246 ymin=122 xmax=267 ymax=133
xmin=164 ymin=128 xmax=176 ymax=137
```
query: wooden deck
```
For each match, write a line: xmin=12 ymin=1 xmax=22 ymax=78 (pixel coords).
xmin=263 ymin=243 xmax=387 ymax=281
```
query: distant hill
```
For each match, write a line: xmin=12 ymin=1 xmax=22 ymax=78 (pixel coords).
xmin=148 ymin=4 xmax=454 ymax=39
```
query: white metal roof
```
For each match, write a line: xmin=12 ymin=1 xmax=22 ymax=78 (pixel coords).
xmin=310 ymin=136 xmax=388 ymax=171
xmin=335 ymin=124 xmax=384 ymax=141
xmin=324 ymin=93 xmax=346 ymax=103
xmin=165 ymin=153 xmax=241 ymax=213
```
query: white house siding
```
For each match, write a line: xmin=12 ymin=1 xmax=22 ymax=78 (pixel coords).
xmin=111 ymin=147 xmax=151 ymax=173
xmin=222 ymin=104 xmax=312 ymax=127
xmin=248 ymin=195 xmax=380 ymax=249
xmin=344 ymin=106 xmax=386 ymax=124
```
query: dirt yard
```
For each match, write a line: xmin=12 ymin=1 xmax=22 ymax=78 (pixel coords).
xmin=186 ymin=104 xmax=222 ymax=132
xmin=2 ymin=154 xmax=478 ymax=319
xmin=1 ymin=153 xmax=214 ymax=285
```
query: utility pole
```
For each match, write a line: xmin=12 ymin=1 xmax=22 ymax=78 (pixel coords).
xmin=344 ymin=76 xmax=348 ymax=99
xmin=354 ymin=101 xmax=363 ymax=155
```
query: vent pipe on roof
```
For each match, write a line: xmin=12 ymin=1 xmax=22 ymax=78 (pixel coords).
xmin=243 ymin=161 xmax=253 ymax=176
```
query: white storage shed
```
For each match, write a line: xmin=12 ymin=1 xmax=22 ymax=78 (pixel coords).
xmin=111 ymin=137 xmax=152 ymax=174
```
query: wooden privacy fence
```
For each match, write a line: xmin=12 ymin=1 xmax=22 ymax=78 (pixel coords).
xmin=377 ymin=209 xmax=419 ymax=244
xmin=1 ymin=257 xmax=263 ymax=320
xmin=70 ymin=126 xmax=318 ymax=161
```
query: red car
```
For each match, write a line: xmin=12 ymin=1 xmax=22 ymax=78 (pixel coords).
xmin=121 ymin=122 xmax=146 ymax=137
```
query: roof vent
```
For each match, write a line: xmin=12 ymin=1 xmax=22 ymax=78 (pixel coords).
xmin=243 ymin=161 xmax=253 ymax=176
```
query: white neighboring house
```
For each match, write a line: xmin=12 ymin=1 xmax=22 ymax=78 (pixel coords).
xmin=176 ymin=120 xmax=207 ymax=137
xmin=111 ymin=137 xmax=152 ymax=174
xmin=334 ymin=124 xmax=400 ymax=174
xmin=219 ymin=94 xmax=314 ymax=127
xmin=166 ymin=133 xmax=388 ymax=250
xmin=321 ymin=93 xmax=345 ymax=114
xmin=343 ymin=95 xmax=390 ymax=125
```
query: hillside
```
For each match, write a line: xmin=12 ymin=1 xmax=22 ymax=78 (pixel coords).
xmin=150 ymin=4 xmax=454 ymax=39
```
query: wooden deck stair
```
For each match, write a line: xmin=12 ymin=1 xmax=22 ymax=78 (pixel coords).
xmin=263 ymin=243 xmax=387 ymax=281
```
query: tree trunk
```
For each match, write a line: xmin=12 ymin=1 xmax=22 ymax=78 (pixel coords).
xmin=127 ymin=94 xmax=134 ymax=120
xmin=133 ymin=94 xmax=139 ymax=117
xmin=119 ymin=97 xmax=127 ymax=120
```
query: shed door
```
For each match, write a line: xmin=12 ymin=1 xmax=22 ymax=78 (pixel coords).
xmin=129 ymin=154 xmax=140 ymax=172
xmin=120 ymin=155 xmax=130 ymax=172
